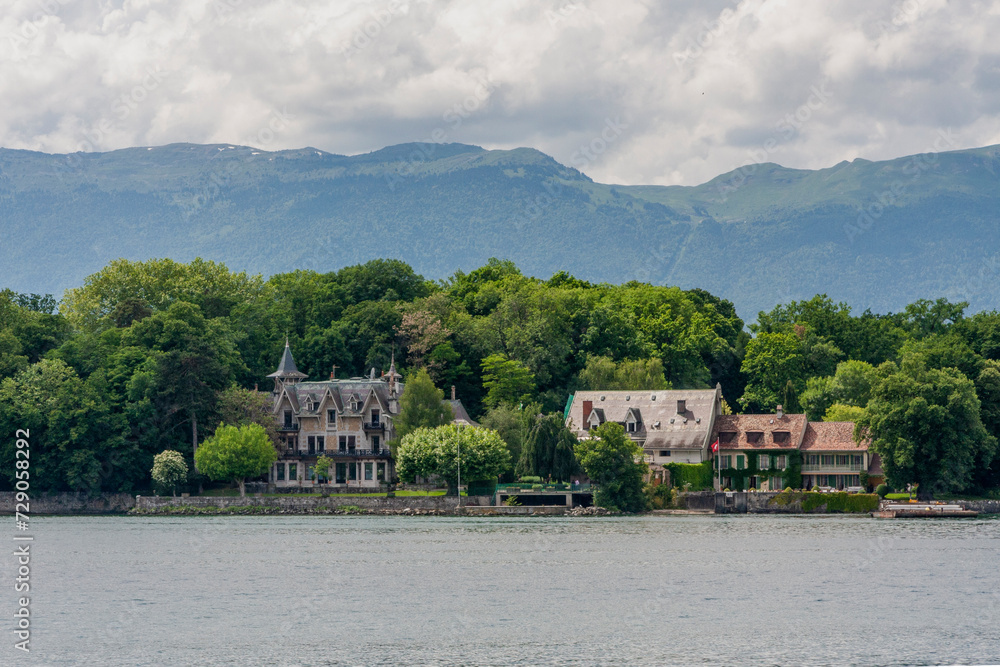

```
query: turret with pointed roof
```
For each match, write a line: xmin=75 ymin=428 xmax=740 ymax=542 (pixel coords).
xmin=267 ymin=339 xmax=308 ymax=393
xmin=386 ymin=352 xmax=401 ymax=396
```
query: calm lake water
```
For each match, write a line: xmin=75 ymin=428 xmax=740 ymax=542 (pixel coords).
xmin=5 ymin=514 xmax=999 ymax=666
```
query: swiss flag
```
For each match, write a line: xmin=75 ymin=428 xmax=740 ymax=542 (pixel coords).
xmin=710 ymin=438 xmax=719 ymax=453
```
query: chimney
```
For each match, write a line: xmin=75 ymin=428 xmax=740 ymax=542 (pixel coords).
xmin=451 ymin=385 xmax=456 ymax=401
xmin=583 ymin=400 xmax=593 ymax=424
xmin=776 ymin=404 xmax=784 ymax=418
xmin=677 ymin=399 xmax=686 ymax=415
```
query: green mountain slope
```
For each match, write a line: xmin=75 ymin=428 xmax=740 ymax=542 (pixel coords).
xmin=1 ymin=141 xmax=998 ymax=318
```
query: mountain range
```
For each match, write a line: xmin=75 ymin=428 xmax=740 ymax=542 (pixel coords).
xmin=2 ymin=140 xmax=999 ymax=319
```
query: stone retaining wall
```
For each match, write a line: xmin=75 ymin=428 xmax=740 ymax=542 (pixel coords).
xmin=134 ymin=494 xmax=493 ymax=513
xmin=747 ymin=492 xmax=795 ymax=513
xmin=956 ymin=499 xmax=1000 ymax=514
xmin=0 ymin=492 xmax=135 ymax=514
xmin=681 ymin=491 xmax=716 ymax=511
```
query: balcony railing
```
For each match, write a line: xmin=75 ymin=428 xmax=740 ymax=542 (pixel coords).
xmin=333 ymin=448 xmax=392 ymax=457
xmin=278 ymin=424 xmax=300 ymax=432
xmin=362 ymin=422 xmax=385 ymax=432
xmin=802 ymin=463 xmax=864 ymax=472
xmin=285 ymin=448 xmax=391 ymax=458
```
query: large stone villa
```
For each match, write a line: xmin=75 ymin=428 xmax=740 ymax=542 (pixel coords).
xmin=268 ymin=342 xmax=401 ymax=488
xmin=265 ymin=342 xmax=477 ymax=489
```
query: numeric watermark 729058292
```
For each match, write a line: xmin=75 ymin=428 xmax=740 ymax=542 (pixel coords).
xmin=13 ymin=428 xmax=32 ymax=653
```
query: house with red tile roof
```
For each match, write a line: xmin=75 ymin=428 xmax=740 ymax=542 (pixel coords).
xmin=709 ymin=406 xmax=874 ymax=492
xmin=713 ymin=408 xmax=808 ymax=491
xmin=800 ymin=421 xmax=873 ymax=491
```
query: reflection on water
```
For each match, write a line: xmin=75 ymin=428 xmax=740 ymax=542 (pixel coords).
xmin=8 ymin=515 xmax=1000 ymax=666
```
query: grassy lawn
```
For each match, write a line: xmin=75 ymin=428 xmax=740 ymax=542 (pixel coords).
xmin=885 ymin=493 xmax=914 ymax=500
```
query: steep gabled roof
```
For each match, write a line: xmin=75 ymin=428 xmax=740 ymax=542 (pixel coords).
xmin=587 ymin=408 xmax=606 ymax=425
xmin=360 ymin=386 xmax=389 ymax=414
xmin=568 ymin=389 xmax=720 ymax=450
xmin=445 ymin=399 xmax=479 ymax=427
xmin=321 ymin=386 xmax=344 ymax=411
xmin=272 ymin=385 xmax=300 ymax=413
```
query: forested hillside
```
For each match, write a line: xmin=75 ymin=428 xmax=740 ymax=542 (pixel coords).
xmin=2 ymin=142 xmax=999 ymax=317
xmin=1 ymin=258 xmax=998 ymax=497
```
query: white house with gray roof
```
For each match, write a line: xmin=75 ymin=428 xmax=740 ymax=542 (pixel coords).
xmin=565 ymin=386 xmax=724 ymax=474
xmin=268 ymin=341 xmax=402 ymax=488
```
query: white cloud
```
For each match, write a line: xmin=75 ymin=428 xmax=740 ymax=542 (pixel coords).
xmin=1 ymin=0 xmax=999 ymax=185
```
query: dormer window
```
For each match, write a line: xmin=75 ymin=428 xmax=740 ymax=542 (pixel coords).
xmin=773 ymin=431 xmax=790 ymax=444
xmin=327 ymin=409 xmax=337 ymax=426
xmin=371 ymin=409 xmax=381 ymax=425
xmin=587 ymin=411 xmax=602 ymax=430
xmin=747 ymin=431 xmax=763 ymax=444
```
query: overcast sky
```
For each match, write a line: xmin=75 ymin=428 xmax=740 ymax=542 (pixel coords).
xmin=3 ymin=0 xmax=1000 ymax=185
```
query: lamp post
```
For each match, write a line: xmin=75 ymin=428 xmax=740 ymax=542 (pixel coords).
xmin=457 ymin=424 xmax=462 ymax=508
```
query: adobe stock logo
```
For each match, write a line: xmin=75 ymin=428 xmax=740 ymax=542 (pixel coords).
xmin=569 ymin=117 xmax=629 ymax=172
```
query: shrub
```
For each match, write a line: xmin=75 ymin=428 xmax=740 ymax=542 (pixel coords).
xmin=802 ymin=492 xmax=878 ymax=513
xmin=531 ymin=484 xmax=543 ymax=491
xmin=645 ymin=483 xmax=677 ymax=510
xmin=771 ymin=490 xmax=803 ymax=506
xmin=876 ymin=484 xmax=888 ymax=498
xmin=519 ymin=476 xmax=542 ymax=484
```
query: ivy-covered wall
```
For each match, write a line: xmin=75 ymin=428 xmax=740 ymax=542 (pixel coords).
xmin=717 ymin=449 xmax=802 ymax=491
xmin=665 ymin=461 xmax=714 ymax=490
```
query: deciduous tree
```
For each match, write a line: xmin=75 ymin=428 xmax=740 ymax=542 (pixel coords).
xmin=195 ymin=423 xmax=277 ymax=497
xmin=573 ymin=422 xmax=648 ymax=512
xmin=394 ymin=368 xmax=453 ymax=441
xmin=396 ymin=425 xmax=510 ymax=495
xmin=481 ymin=354 xmax=535 ymax=408
xmin=858 ymin=358 xmax=997 ymax=497
xmin=576 ymin=355 xmax=670 ymax=390
xmin=151 ymin=450 xmax=188 ymax=496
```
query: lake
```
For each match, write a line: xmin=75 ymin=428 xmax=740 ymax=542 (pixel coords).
xmin=5 ymin=515 xmax=999 ymax=666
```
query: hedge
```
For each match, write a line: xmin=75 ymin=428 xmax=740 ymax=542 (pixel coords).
xmin=802 ymin=492 xmax=878 ymax=513
xmin=769 ymin=491 xmax=878 ymax=513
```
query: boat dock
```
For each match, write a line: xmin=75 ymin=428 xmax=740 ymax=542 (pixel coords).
xmin=873 ymin=502 xmax=979 ymax=518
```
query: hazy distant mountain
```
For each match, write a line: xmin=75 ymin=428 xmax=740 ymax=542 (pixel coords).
xmin=2 ymin=141 xmax=999 ymax=319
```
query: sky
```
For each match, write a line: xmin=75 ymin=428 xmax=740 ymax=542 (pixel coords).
xmin=2 ymin=0 xmax=1000 ymax=186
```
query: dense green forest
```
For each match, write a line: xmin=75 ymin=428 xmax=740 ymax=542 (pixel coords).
xmin=1 ymin=257 xmax=998 ymax=496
